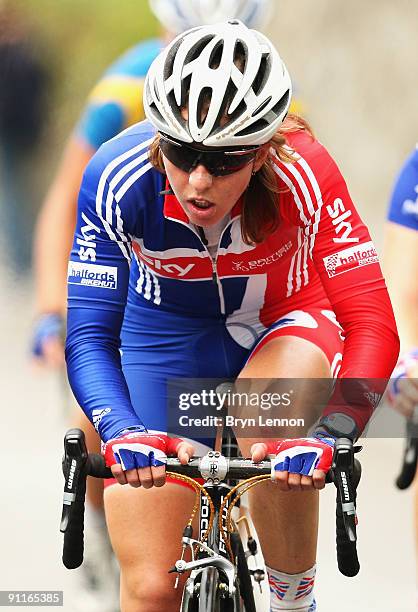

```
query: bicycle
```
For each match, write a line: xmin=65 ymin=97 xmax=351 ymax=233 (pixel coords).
xmin=61 ymin=428 xmax=362 ymax=611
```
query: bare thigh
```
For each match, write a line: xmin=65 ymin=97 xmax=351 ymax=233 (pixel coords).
xmin=104 ymin=481 xmax=197 ymax=612
xmin=237 ymin=335 xmax=334 ymax=449
xmin=237 ymin=335 xmax=332 ymax=572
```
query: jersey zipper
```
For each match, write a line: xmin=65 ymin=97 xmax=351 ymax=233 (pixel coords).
xmin=164 ymin=216 xmax=235 ymax=317
xmin=210 ymin=256 xmax=225 ymax=315
xmin=210 ymin=218 xmax=237 ymax=316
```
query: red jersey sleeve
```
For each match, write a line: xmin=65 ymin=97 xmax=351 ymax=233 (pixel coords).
xmin=284 ymin=131 xmax=400 ymax=433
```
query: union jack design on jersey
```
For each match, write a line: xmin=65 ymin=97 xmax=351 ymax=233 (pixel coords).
xmin=66 ymin=119 xmax=399 ymax=442
xmin=268 ymin=574 xmax=290 ymax=600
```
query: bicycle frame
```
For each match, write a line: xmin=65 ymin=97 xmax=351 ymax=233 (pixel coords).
xmin=176 ymin=478 xmax=262 ymax=611
xmin=175 ymin=482 xmax=241 ymax=601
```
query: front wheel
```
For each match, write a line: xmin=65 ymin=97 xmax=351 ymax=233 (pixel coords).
xmin=180 ymin=577 xmax=198 ymax=611
xmin=181 ymin=567 xmax=237 ymax=612
xmin=198 ymin=567 xmax=223 ymax=612
xmin=230 ymin=532 xmax=256 ymax=612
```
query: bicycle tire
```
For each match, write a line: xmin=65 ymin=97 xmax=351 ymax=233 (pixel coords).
xmin=198 ymin=567 xmax=222 ymax=612
xmin=230 ymin=532 xmax=256 ymax=612
xmin=189 ymin=567 xmax=237 ymax=612
xmin=180 ymin=576 xmax=198 ymax=611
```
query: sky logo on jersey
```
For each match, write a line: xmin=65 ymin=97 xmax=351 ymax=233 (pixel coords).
xmin=77 ymin=212 xmax=101 ymax=262
xmin=140 ymin=252 xmax=195 ymax=277
xmin=323 ymin=241 xmax=378 ymax=278
xmin=68 ymin=261 xmax=118 ymax=289
xmin=326 ymin=198 xmax=359 ymax=243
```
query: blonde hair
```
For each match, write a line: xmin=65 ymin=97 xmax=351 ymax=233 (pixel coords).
xmin=148 ymin=113 xmax=314 ymax=244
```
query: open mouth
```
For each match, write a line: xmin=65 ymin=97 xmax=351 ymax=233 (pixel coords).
xmin=188 ymin=199 xmax=215 ymax=210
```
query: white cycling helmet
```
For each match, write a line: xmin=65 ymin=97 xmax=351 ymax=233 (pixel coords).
xmin=149 ymin=0 xmax=273 ymax=34
xmin=144 ymin=20 xmax=292 ymax=147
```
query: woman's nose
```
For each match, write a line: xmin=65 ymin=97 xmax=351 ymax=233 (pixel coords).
xmin=188 ymin=164 xmax=213 ymax=189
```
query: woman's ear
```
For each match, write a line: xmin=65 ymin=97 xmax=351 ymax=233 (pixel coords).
xmin=253 ymin=143 xmax=270 ymax=172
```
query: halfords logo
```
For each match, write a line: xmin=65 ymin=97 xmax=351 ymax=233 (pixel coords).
xmin=323 ymin=241 xmax=378 ymax=278
xmin=68 ymin=262 xmax=118 ymax=289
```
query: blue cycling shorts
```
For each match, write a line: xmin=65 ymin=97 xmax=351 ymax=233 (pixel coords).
xmin=100 ymin=304 xmax=344 ymax=490
xmin=120 ymin=303 xmax=344 ymax=445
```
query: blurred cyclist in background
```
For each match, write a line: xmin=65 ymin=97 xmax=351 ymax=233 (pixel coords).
xmin=31 ymin=2 xmax=281 ymax=610
xmin=384 ymin=144 xmax=418 ymax=602
xmin=0 ymin=3 xmax=48 ymax=273
xmin=33 ymin=0 xmax=278 ymax=366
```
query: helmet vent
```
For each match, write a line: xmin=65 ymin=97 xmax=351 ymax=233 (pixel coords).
xmin=164 ymin=39 xmax=182 ymax=80
xmin=197 ymin=87 xmax=212 ymax=128
xmin=190 ymin=35 xmax=216 ymax=65
xmin=167 ymin=90 xmax=188 ymax=130
xmin=233 ymin=40 xmax=247 ymax=73
xmin=252 ymin=96 xmax=272 ymax=117
xmin=235 ymin=117 xmax=269 ymax=138
xmin=209 ymin=41 xmax=224 ymax=69
xmin=148 ymin=102 xmax=165 ymax=126
xmin=211 ymin=82 xmax=246 ymax=138
xmin=270 ymin=90 xmax=290 ymax=117
xmin=251 ymin=54 xmax=269 ymax=95
xmin=226 ymin=96 xmax=247 ymax=123
xmin=153 ymin=80 xmax=160 ymax=103
xmin=180 ymin=74 xmax=192 ymax=107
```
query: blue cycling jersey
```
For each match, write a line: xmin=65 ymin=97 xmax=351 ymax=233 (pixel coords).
xmin=387 ymin=145 xmax=418 ymax=231
xmin=65 ymin=120 xmax=398 ymax=442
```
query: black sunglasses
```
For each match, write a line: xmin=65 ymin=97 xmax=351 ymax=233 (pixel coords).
xmin=159 ymin=134 xmax=259 ymax=177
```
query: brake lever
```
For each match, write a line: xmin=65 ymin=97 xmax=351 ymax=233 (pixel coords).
xmin=60 ymin=429 xmax=88 ymax=533
xmin=329 ymin=438 xmax=361 ymax=543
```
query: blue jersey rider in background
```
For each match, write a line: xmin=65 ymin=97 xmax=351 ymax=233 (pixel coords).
xmin=384 ymin=144 xmax=418 ymax=606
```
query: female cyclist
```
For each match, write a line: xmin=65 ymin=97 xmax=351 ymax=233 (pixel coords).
xmin=66 ymin=20 xmax=399 ymax=612
xmin=33 ymin=3 xmax=276 ymax=608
